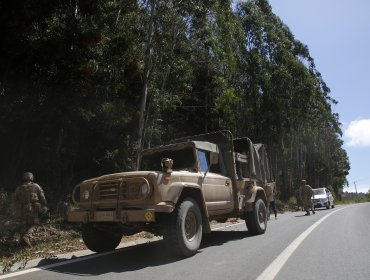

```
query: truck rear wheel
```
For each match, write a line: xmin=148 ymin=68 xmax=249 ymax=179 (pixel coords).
xmin=164 ymin=198 xmax=202 ymax=257
xmin=81 ymin=223 xmax=122 ymax=253
xmin=245 ymin=198 xmax=267 ymax=235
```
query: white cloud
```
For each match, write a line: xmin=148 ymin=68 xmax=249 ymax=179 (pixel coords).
xmin=345 ymin=119 xmax=370 ymax=147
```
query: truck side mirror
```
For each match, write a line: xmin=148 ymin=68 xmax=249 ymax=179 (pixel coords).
xmin=161 ymin=158 xmax=173 ymax=173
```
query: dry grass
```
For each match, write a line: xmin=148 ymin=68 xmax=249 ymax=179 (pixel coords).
xmin=0 ymin=216 xmax=158 ymax=273
xmin=0 ymin=217 xmax=85 ymax=273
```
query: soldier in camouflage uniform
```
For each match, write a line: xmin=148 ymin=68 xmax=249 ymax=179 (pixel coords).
xmin=299 ymin=179 xmax=315 ymax=216
xmin=295 ymin=189 xmax=303 ymax=211
xmin=12 ymin=172 xmax=47 ymax=246
xmin=265 ymin=182 xmax=278 ymax=220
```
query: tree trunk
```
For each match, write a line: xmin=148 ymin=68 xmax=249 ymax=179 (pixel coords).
xmin=136 ymin=0 xmax=155 ymax=170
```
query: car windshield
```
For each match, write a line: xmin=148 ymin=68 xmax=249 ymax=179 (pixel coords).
xmin=313 ymin=189 xmax=325 ymax=195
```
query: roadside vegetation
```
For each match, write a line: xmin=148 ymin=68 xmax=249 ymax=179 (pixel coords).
xmin=0 ymin=221 xmax=155 ymax=274
xmin=0 ymin=216 xmax=83 ymax=273
xmin=0 ymin=213 xmax=155 ymax=273
xmin=340 ymin=191 xmax=370 ymax=204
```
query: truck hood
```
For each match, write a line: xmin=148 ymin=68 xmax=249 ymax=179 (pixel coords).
xmin=82 ymin=171 xmax=157 ymax=183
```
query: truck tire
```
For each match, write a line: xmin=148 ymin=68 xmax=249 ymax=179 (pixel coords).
xmin=245 ymin=198 xmax=267 ymax=235
xmin=164 ymin=198 xmax=202 ymax=257
xmin=81 ymin=223 xmax=122 ymax=253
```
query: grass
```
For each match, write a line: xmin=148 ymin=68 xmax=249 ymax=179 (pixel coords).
xmin=0 ymin=217 xmax=84 ymax=273
xmin=0 ymin=215 xmax=158 ymax=274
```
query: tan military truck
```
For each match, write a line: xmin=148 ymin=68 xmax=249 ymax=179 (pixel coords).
xmin=68 ymin=131 xmax=274 ymax=257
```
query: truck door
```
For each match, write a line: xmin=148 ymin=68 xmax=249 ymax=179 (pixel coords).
xmin=197 ymin=150 xmax=234 ymax=214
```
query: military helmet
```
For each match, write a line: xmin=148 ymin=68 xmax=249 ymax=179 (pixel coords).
xmin=22 ymin=172 xmax=34 ymax=182
xmin=301 ymin=179 xmax=306 ymax=184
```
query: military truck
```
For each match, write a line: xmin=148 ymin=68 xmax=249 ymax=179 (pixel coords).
xmin=68 ymin=131 xmax=274 ymax=257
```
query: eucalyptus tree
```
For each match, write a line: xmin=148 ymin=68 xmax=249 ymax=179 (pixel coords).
xmin=136 ymin=0 xmax=244 ymax=145
xmin=0 ymin=0 xmax=145 ymax=198
xmin=234 ymin=0 xmax=349 ymax=197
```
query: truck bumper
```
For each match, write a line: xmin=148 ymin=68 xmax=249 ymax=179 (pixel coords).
xmin=67 ymin=203 xmax=174 ymax=223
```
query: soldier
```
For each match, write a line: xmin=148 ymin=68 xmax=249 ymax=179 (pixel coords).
xmin=299 ymin=179 xmax=315 ymax=216
xmin=295 ymin=189 xmax=303 ymax=211
xmin=265 ymin=182 xmax=277 ymax=220
xmin=13 ymin=172 xmax=47 ymax=246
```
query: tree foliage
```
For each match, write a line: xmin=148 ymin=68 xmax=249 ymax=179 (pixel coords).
xmin=0 ymin=0 xmax=349 ymax=204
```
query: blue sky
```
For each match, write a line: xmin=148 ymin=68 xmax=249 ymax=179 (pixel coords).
xmin=268 ymin=0 xmax=370 ymax=193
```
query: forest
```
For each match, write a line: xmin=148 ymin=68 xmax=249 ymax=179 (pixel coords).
xmin=0 ymin=0 xmax=350 ymax=205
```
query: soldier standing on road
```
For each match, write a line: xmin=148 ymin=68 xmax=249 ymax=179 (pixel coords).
xmin=13 ymin=172 xmax=47 ymax=246
xmin=295 ymin=189 xmax=303 ymax=211
xmin=266 ymin=182 xmax=278 ymax=220
xmin=299 ymin=179 xmax=315 ymax=216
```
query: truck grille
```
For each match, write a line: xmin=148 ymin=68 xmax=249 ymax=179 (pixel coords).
xmin=97 ymin=180 xmax=142 ymax=201
xmin=121 ymin=183 xmax=141 ymax=200
xmin=98 ymin=182 xmax=118 ymax=200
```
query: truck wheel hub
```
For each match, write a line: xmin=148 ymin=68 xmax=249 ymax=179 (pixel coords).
xmin=185 ymin=211 xmax=197 ymax=241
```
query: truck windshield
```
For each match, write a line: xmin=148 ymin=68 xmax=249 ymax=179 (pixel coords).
xmin=197 ymin=150 xmax=208 ymax=172
xmin=140 ymin=147 xmax=196 ymax=171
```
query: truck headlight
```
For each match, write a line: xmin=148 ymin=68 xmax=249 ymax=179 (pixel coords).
xmin=140 ymin=183 xmax=151 ymax=197
xmin=82 ymin=189 xmax=90 ymax=200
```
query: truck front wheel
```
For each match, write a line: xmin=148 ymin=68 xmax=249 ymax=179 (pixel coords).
xmin=164 ymin=198 xmax=203 ymax=257
xmin=81 ymin=223 xmax=122 ymax=253
xmin=245 ymin=198 xmax=267 ymax=235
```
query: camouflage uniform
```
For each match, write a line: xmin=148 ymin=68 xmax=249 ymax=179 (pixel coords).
xmin=265 ymin=182 xmax=277 ymax=220
xmin=295 ymin=189 xmax=303 ymax=211
xmin=12 ymin=172 xmax=47 ymax=246
xmin=299 ymin=180 xmax=315 ymax=215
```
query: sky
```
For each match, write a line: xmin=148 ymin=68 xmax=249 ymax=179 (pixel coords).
xmin=268 ymin=0 xmax=370 ymax=193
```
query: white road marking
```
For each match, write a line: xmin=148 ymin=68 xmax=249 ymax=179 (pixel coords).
xmin=256 ymin=207 xmax=348 ymax=280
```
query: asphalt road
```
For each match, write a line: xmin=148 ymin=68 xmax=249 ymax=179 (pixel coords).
xmin=1 ymin=203 xmax=370 ymax=280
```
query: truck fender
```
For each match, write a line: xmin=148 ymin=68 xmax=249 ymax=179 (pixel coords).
xmin=245 ymin=186 xmax=267 ymax=212
xmin=171 ymin=183 xmax=211 ymax=234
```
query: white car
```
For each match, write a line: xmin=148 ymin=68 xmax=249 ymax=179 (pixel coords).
xmin=312 ymin=188 xmax=335 ymax=209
